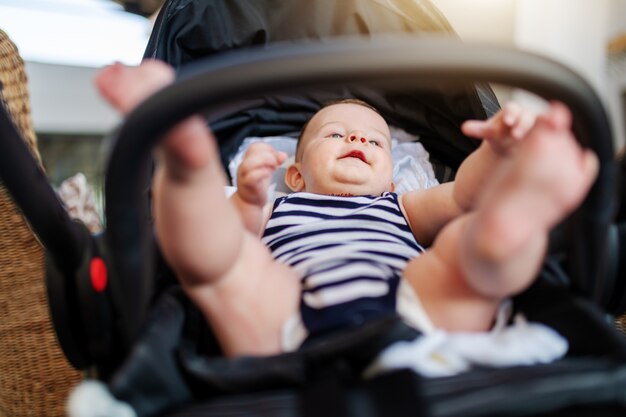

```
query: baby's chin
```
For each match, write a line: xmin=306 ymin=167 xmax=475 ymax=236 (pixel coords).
xmin=303 ymin=172 xmax=393 ymax=196
xmin=312 ymin=183 xmax=392 ymax=197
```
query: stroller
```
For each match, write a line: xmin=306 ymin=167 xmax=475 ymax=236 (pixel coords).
xmin=3 ymin=0 xmax=626 ymax=416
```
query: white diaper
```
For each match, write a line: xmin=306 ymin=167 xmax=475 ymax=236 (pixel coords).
xmin=366 ymin=280 xmax=568 ymax=378
xmin=281 ymin=314 xmax=309 ymax=352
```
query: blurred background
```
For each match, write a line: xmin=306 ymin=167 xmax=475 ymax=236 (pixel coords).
xmin=0 ymin=0 xmax=624 ymax=211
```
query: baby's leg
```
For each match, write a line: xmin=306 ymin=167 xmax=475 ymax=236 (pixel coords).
xmin=460 ymin=102 xmax=597 ymax=296
xmin=95 ymin=61 xmax=300 ymax=356
xmin=403 ymin=216 xmax=502 ymax=332
xmin=404 ymin=102 xmax=598 ymax=331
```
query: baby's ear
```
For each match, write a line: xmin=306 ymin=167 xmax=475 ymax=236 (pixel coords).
xmin=285 ymin=163 xmax=305 ymax=192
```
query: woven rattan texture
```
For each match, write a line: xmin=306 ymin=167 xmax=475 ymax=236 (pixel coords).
xmin=0 ymin=32 xmax=39 ymax=164
xmin=0 ymin=29 xmax=82 ymax=417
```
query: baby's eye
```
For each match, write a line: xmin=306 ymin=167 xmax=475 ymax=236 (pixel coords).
xmin=369 ymin=140 xmax=380 ymax=146
xmin=329 ymin=133 xmax=343 ymax=139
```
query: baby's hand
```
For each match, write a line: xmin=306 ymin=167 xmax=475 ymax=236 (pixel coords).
xmin=237 ymin=143 xmax=287 ymax=207
xmin=461 ymin=102 xmax=536 ymax=156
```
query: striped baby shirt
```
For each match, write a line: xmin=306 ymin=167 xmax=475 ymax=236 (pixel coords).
xmin=261 ymin=192 xmax=424 ymax=342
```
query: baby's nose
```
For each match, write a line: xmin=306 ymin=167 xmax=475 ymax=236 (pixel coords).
xmin=348 ymin=132 xmax=368 ymax=144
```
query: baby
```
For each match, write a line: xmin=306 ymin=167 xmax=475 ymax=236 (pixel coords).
xmin=96 ymin=59 xmax=598 ymax=358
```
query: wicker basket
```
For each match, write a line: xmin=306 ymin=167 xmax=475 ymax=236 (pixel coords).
xmin=0 ymin=29 xmax=82 ymax=417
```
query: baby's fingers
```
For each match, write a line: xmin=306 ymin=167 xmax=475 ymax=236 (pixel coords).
xmin=274 ymin=149 xmax=288 ymax=165
xmin=462 ymin=105 xmax=538 ymax=159
xmin=501 ymin=102 xmax=522 ymax=127
xmin=509 ymin=108 xmax=537 ymax=140
xmin=237 ymin=166 xmax=275 ymax=206
xmin=461 ymin=110 xmax=510 ymax=140
xmin=241 ymin=149 xmax=283 ymax=173
xmin=244 ymin=144 xmax=287 ymax=168
xmin=240 ymin=166 xmax=276 ymax=187
xmin=265 ymin=147 xmax=288 ymax=167
xmin=461 ymin=119 xmax=490 ymax=139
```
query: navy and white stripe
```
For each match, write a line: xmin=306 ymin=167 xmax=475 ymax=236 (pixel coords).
xmin=262 ymin=192 xmax=424 ymax=338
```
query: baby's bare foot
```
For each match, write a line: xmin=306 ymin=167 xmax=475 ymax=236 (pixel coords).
xmin=95 ymin=60 xmax=216 ymax=171
xmin=475 ymin=102 xmax=598 ymax=260
xmin=94 ymin=60 xmax=175 ymax=115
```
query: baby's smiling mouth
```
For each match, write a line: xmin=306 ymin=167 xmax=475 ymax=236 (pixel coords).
xmin=340 ymin=150 xmax=367 ymax=163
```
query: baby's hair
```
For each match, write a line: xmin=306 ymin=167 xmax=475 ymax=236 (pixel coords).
xmin=295 ymin=98 xmax=383 ymax=161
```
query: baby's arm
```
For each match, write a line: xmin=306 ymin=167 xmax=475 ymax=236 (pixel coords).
xmin=401 ymin=183 xmax=463 ymax=247
xmin=230 ymin=143 xmax=287 ymax=235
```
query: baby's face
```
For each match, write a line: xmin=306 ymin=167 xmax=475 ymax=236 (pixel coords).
xmin=288 ymin=103 xmax=394 ymax=196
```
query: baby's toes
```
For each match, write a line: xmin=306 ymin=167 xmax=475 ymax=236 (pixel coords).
xmin=511 ymin=110 xmax=536 ymax=140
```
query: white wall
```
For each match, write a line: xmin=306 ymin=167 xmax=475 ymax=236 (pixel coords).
xmin=431 ymin=0 xmax=516 ymax=45
xmin=432 ymin=0 xmax=625 ymax=150
xmin=433 ymin=0 xmax=609 ymax=93
xmin=515 ymin=0 xmax=610 ymax=99
xmin=26 ymin=62 xmax=120 ymax=134
xmin=608 ymin=0 xmax=626 ymax=39
xmin=607 ymin=0 xmax=626 ymax=151
xmin=521 ymin=0 xmax=625 ymax=150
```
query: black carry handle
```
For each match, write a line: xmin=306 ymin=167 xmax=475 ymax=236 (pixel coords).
xmin=0 ymin=103 xmax=119 ymax=370
xmin=0 ymin=102 xmax=86 ymax=275
xmin=105 ymin=35 xmax=616 ymax=351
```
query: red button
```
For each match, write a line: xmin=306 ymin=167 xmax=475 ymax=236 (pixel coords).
xmin=90 ymin=257 xmax=108 ymax=292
